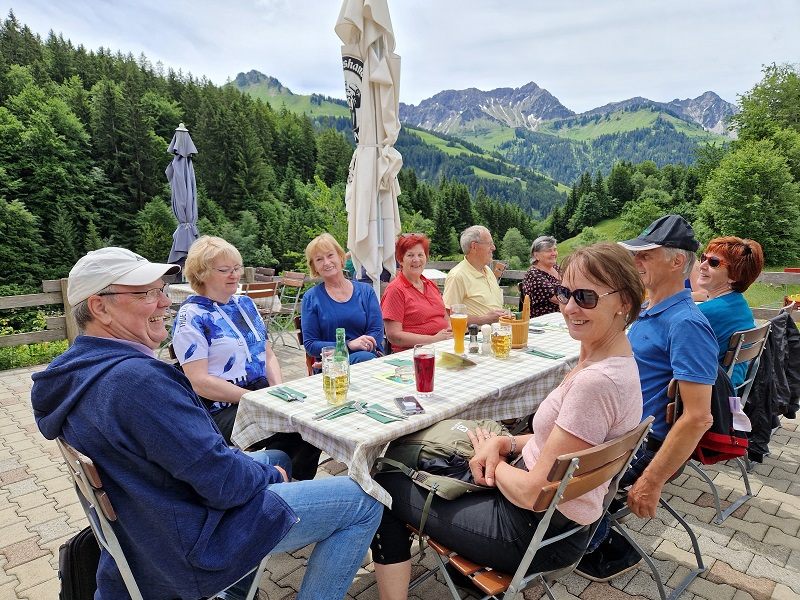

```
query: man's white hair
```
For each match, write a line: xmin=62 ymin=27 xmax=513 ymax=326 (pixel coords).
xmin=663 ymin=247 xmax=695 ymax=277
xmin=460 ymin=225 xmax=490 ymax=255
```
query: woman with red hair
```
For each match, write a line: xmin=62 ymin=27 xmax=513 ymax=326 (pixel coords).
xmin=381 ymin=233 xmax=452 ymax=353
xmin=696 ymin=236 xmax=765 ymax=387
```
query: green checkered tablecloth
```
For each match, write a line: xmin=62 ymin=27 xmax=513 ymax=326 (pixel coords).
xmin=232 ymin=312 xmax=580 ymax=506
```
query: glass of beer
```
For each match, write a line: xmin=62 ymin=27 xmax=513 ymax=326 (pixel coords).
xmin=491 ymin=323 xmax=512 ymax=359
xmin=449 ymin=303 xmax=468 ymax=355
xmin=322 ymin=358 xmax=349 ymax=405
xmin=413 ymin=344 xmax=435 ymax=397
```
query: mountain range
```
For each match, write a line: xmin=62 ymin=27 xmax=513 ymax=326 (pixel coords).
xmin=399 ymin=82 xmax=736 ymax=136
xmin=234 ymin=70 xmax=736 ymax=195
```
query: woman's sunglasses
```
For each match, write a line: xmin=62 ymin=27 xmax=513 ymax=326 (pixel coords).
xmin=699 ymin=254 xmax=724 ymax=268
xmin=555 ymin=285 xmax=619 ymax=309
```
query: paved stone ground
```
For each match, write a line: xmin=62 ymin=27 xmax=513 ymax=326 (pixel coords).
xmin=1 ymin=343 xmax=798 ymax=599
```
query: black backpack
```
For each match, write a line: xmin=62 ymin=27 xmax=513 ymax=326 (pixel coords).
xmin=58 ymin=526 xmax=100 ymax=600
xmin=671 ymin=366 xmax=749 ymax=465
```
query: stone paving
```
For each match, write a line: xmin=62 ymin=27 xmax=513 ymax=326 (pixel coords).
xmin=1 ymin=343 xmax=798 ymax=599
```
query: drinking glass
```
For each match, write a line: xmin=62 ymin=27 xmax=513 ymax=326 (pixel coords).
xmin=320 ymin=346 xmax=335 ymax=368
xmin=449 ymin=303 xmax=468 ymax=355
xmin=491 ymin=323 xmax=512 ymax=359
xmin=322 ymin=358 xmax=349 ymax=405
xmin=413 ymin=344 xmax=436 ymax=397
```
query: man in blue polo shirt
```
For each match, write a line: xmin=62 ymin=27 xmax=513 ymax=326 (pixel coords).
xmin=576 ymin=215 xmax=717 ymax=582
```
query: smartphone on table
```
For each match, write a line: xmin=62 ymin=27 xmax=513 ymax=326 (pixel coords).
xmin=394 ymin=395 xmax=425 ymax=415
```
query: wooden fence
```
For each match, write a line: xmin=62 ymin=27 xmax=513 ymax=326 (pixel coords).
xmin=0 ymin=269 xmax=797 ymax=351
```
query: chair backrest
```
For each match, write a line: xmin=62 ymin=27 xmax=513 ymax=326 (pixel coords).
xmin=532 ymin=416 xmax=654 ymax=511
xmin=241 ymin=281 xmax=279 ymax=300
xmin=57 ymin=437 xmax=145 ymax=599
xmin=722 ymin=321 xmax=771 ymax=401
xmin=254 ymin=267 xmax=276 ymax=281
xmin=294 ymin=314 xmax=315 ymax=376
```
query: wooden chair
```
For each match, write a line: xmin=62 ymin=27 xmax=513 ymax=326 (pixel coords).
xmin=408 ymin=417 xmax=654 ymax=600
xmin=241 ymin=281 xmax=280 ymax=323
xmin=268 ymin=272 xmax=306 ymax=348
xmin=254 ymin=267 xmax=276 ymax=282
xmin=56 ymin=438 xmax=268 ymax=600
xmin=294 ymin=315 xmax=315 ymax=376
xmin=686 ymin=321 xmax=772 ymax=524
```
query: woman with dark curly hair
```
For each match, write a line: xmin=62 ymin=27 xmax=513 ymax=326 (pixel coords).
xmin=696 ymin=236 xmax=764 ymax=387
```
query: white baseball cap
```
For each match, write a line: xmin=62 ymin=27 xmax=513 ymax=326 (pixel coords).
xmin=67 ymin=247 xmax=180 ymax=305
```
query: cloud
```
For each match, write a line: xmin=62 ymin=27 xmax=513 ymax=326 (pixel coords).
xmin=3 ymin=0 xmax=799 ymax=112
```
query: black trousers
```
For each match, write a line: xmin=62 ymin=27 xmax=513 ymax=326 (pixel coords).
xmin=212 ymin=403 xmax=322 ymax=482
xmin=370 ymin=472 xmax=590 ymax=575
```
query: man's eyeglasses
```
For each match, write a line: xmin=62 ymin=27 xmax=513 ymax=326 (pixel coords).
xmin=97 ymin=285 xmax=170 ymax=304
xmin=555 ymin=285 xmax=619 ymax=309
xmin=213 ymin=265 xmax=244 ymax=275
xmin=699 ymin=254 xmax=724 ymax=268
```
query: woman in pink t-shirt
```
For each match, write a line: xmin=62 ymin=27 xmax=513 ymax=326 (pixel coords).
xmin=381 ymin=233 xmax=452 ymax=353
xmin=371 ymin=243 xmax=645 ymax=599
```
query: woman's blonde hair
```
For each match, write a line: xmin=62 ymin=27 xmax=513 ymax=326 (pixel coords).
xmin=184 ymin=236 xmax=243 ymax=291
xmin=305 ymin=233 xmax=346 ymax=277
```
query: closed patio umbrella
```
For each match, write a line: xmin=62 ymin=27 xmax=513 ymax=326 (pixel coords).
xmin=335 ymin=0 xmax=403 ymax=296
xmin=166 ymin=122 xmax=199 ymax=266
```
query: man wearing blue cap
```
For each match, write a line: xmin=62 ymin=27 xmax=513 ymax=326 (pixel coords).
xmin=576 ymin=215 xmax=718 ymax=581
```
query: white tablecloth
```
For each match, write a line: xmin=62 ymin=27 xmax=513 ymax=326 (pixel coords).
xmin=232 ymin=312 xmax=579 ymax=506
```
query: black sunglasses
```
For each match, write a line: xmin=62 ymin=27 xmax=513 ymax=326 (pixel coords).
xmin=699 ymin=254 xmax=724 ymax=268
xmin=555 ymin=285 xmax=619 ymax=309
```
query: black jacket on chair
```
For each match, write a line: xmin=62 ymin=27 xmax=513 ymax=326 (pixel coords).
xmin=745 ymin=312 xmax=800 ymax=461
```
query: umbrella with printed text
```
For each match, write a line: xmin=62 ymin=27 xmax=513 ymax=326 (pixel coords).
xmin=165 ymin=122 xmax=199 ymax=267
xmin=335 ymin=0 xmax=402 ymax=296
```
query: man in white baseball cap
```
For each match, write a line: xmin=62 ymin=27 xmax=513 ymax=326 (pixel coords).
xmin=31 ymin=247 xmax=381 ymax=600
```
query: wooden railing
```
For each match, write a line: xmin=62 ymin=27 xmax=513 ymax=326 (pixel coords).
xmin=0 ymin=268 xmax=796 ymax=351
xmin=0 ymin=279 xmax=78 ymax=348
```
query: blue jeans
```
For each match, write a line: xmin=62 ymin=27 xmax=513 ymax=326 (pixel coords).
xmin=245 ymin=449 xmax=293 ymax=479
xmin=223 ymin=477 xmax=382 ymax=600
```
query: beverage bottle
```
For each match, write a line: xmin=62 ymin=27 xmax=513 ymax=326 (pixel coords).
xmin=334 ymin=327 xmax=350 ymax=380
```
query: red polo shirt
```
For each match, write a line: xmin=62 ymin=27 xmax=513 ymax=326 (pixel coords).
xmin=380 ymin=272 xmax=449 ymax=352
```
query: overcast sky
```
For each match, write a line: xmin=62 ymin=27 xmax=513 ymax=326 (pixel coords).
xmin=4 ymin=0 xmax=799 ymax=112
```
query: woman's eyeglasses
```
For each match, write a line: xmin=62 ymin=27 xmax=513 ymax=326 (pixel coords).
xmin=555 ymin=285 xmax=619 ymax=309
xmin=213 ymin=265 xmax=244 ymax=275
xmin=699 ymin=254 xmax=724 ymax=268
xmin=97 ymin=285 xmax=170 ymax=304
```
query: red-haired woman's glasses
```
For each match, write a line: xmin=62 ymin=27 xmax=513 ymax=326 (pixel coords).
xmin=555 ymin=285 xmax=619 ymax=309
xmin=700 ymin=254 xmax=724 ymax=268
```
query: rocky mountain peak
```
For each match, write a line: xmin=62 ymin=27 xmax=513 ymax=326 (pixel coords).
xmin=233 ymin=70 xmax=292 ymax=95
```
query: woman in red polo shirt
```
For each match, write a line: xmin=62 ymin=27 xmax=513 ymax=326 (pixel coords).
xmin=381 ymin=233 xmax=452 ymax=353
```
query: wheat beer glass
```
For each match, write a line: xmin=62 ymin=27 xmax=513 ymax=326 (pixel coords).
xmin=449 ymin=303 xmax=468 ymax=354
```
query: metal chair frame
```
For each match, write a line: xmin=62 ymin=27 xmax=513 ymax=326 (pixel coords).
xmin=57 ymin=438 xmax=268 ymax=600
xmin=687 ymin=321 xmax=772 ymax=524
xmin=268 ymin=272 xmax=305 ymax=347
xmin=409 ymin=418 xmax=654 ymax=600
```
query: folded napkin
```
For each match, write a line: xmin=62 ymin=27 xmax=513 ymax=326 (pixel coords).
xmin=525 ymin=347 xmax=566 ymax=360
xmin=266 ymin=386 xmax=306 ymax=402
xmin=325 ymin=403 xmax=402 ymax=423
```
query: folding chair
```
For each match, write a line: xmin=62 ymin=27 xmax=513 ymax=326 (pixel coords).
xmin=408 ymin=417 xmax=654 ymax=600
xmin=56 ymin=438 xmax=268 ymax=600
xmin=268 ymin=272 xmax=305 ymax=347
xmin=686 ymin=321 xmax=772 ymax=524
xmin=241 ymin=281 xmax=280 ymax=324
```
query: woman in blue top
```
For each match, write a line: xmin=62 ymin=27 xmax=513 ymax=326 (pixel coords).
xmin=696 ymin=236 xmax=764 ymax=388
xmin=301 ymin=233 xmax=384 ymax=364
xmin=173 ymin=236 xmax=321 ymax=480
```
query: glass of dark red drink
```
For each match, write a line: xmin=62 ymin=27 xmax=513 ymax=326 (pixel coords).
xmin=413 ymin=344 xmax=435 ymax=397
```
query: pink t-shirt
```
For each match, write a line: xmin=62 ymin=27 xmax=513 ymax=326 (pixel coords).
xmin=521 ymin=356 xmax=643 ymax=525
